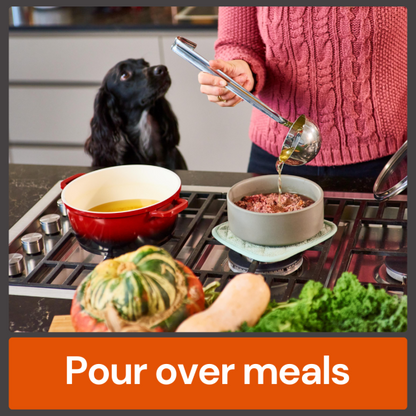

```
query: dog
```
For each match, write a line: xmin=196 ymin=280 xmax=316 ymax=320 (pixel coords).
xmin=85 ymin=58 xmax=187 ymax=170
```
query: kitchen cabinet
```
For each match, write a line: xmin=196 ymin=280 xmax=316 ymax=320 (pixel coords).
xmin=9 ymin=30 xmax=252 ymax=172
xmin=9 ymin=32 xmax=161 ymax=82
xmin=9 ymin=86 xmax=97 ymax=145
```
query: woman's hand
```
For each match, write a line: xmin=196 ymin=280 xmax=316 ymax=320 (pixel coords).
xmin=198 ymin=59 xmax=255 ymax=107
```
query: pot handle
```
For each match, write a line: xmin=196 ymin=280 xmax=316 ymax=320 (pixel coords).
xmin=149 ymin=198 xmax=188 ymax=218
xmin=60 ymin=173 xmax=86 ymax=190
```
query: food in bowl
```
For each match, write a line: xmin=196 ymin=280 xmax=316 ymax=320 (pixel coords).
xmin=235 ymin=192 xmax=315 ymax=213
xmin=227 ymin=175 xmax=324 ymax=246
xmin=60 ymin=165 xmax=188 ymax=248
xmin=89 ymin=198 xmax=159 ymax=213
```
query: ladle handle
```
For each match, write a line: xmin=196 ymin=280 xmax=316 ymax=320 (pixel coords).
xmin=171 ymin=36 xmax=292 ymax=127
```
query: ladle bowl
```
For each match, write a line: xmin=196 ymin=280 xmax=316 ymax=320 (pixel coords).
xmin=171 ymin=36 xmax=322 ymax=165
xmin=279 ymin=115 xmax=322 ymax=166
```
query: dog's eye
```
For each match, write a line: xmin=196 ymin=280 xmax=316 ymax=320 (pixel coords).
xmin=120 ymin=71 xmax=132 ymax=81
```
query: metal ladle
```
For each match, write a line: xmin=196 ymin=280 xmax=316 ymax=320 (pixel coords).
xmin=171 ymin=36 xmax=322 ymax=166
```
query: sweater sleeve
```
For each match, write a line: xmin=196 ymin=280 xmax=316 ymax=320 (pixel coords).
xmin=214 ymin=7 xmax=266 ymax=95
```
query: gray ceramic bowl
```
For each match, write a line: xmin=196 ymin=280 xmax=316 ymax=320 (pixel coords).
xmin=227 ymin=175 xmax=324 ymax=246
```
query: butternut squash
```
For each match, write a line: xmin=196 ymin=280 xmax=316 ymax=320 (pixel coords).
xmin=176 ymin=273 xmax=270 ymax=332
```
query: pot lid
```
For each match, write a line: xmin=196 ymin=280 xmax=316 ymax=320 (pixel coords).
xmin=373 ymin=141 xmax=407 ymax=201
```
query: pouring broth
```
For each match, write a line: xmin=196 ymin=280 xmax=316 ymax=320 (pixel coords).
xmin=89 ymin=199 xmax=159 ymax=213
xmin=276 ymin=147 xmax=294 ymax=196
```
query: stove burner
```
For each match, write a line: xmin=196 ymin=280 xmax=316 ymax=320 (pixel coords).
xmin=76 ymin=235 xmax=171 ymax=259
xmin=228 ymin=250 xmax=303 ymax=275
xmin=374 ymin=256 xmax=407 ymax=285
xmin=385 ymin=256 xmax=407 ymax=282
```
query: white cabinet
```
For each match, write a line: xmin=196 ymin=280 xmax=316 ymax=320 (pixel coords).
xmin=9 ymin=146 xmax=92 ymax=166
xmin=9 ymin=32 xmax=161 ymax=82
xmin=9 ymin=31 xmax=252 ymax=172
xmin=9 ymin=86 xmax=97 ymax=144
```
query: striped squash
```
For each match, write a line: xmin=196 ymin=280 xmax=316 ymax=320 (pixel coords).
xmin=70 ymin=245 xmax=205 ymax=332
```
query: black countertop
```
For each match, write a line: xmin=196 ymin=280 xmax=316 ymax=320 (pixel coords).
xmin=8 ymin=163 xmax=378 ymax=333
xmin=9 ymin=163 xmax=378 ymax=230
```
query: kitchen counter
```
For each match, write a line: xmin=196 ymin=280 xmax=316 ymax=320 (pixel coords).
xmin=9 ymin=163 xmax=379 ymax=229
xmin=8 ymin=163 xmax=380 ymax=333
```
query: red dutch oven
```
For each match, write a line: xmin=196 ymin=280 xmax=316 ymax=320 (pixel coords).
xmin=60 ymin=165 xmax=188 ymax=248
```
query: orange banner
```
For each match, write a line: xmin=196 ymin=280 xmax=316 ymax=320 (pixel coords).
xmin=9 ymin=337 xmax=407 ymax=410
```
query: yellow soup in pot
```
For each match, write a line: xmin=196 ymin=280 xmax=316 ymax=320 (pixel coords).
xmin=88 ymin=199 xmax=159 ymax=213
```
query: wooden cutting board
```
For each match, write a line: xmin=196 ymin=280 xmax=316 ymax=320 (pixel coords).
xmin=49 ymin=315 xmax=75 ymax=332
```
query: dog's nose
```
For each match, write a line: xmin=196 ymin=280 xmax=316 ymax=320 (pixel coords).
xmin=152 ymin=65 xmax=167 ymax=76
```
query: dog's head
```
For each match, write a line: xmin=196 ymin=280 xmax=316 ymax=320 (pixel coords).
xmin=85 ymin=58 xmax=185 ymax=169
xmin=103 ymin=58 xmax=171 ymax=116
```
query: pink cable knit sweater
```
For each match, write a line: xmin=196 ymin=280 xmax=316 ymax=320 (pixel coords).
xmin=215 ymin=7 xmax=407 ymax=166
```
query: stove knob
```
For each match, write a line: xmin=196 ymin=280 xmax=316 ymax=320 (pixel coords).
xmin=40 ymin=213 xmax=62 ymax=235
xmin=9 ymin=253 xmax=24 ymax=276
xmin=21 ymin=232 xmax=44 ymax=255
xmin=57 ymin=199 xmax=68 ymax=217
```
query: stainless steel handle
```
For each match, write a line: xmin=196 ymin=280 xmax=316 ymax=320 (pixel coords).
xmin=171 ymin=36 xmax=292 ymax=127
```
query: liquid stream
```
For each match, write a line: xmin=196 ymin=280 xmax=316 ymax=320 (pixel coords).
xmin=276 ymin=147 xmax=294 ymax=201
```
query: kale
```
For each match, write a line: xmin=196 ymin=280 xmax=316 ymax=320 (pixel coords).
xmin=239 ymin=272 xmax=407 ymax=332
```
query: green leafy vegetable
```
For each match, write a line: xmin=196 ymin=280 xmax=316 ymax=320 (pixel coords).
xmin=239 ymin=272 xmax=407 ymax=332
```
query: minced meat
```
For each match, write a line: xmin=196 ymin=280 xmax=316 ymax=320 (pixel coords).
xmin=235 ymin=192 xmax=315 ymax=213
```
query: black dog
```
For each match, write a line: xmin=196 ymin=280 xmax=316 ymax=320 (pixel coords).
xmin=85 ymin=58 xmax=187 ymax=170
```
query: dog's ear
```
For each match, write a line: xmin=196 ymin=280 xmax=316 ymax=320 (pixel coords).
xmin=153 ymin=97 xmax=180 ymax=147
xmin=148 ymin=98 xmax=187 ymax=170
xmin=85 ymin=85 xmax=127 ymax=167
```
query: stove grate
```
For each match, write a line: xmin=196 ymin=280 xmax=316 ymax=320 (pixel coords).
xmin=335 ymin=199 xmax=407 ymax=295
xmin=9 ymin=190 xmax=407 ymax=301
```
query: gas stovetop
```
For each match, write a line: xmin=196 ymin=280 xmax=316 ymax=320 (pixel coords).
xmin=8 ymin=182 xmax=407 ymax=301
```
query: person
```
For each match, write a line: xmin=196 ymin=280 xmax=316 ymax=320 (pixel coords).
xmin=198 ymin=6 xmax=407 ymax=178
